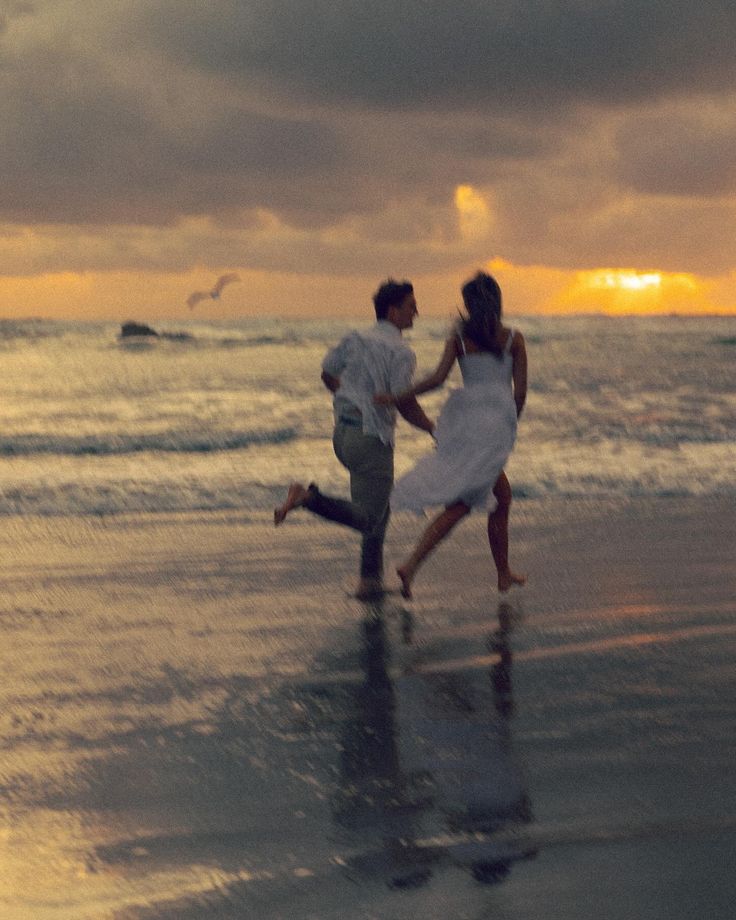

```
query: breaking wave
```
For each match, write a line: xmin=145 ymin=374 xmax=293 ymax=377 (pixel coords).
xmin=0 ymin=427 xmax=297 ymax=457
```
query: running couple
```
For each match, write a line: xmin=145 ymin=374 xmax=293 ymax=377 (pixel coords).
xmin=274 ymin=272 xmax=527 ymax=601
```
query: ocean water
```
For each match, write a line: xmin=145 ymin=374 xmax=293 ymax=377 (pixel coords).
xmin=0 ymin=314 xmax=734 ymax=517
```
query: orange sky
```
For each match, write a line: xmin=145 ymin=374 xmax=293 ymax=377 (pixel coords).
xmin=1 ymin=258 xmax=734 ymax=322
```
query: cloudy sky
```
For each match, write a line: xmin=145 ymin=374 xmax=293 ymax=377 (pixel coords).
xmin=2 ymin=0 xmax=736 ymax=318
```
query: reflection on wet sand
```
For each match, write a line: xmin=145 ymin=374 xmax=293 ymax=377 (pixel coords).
xmin=3 ymin=498 xmax=733 ymax=918
xmin=333 ymin=610 xmax=439 ymax=889
xmin=334 ymin=598 xmax=535 ymax=889
xmin=489 ymin=601 xmax=516 ymax=719
xmin=333 ymin=615 xmax=414 ymax=831
xmin=4 ymin=591 xmax=534 ymax=918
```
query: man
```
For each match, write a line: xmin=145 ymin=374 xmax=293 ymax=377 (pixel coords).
xmin=274 ymin=279 xmax=435 ymax=599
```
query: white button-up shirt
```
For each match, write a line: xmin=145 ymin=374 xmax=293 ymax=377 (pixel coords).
xmin=322 ymin=320 xmax=416 ymax=446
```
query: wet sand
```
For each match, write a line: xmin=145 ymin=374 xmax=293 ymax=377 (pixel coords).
xmin=1 ymin=497 xmax=734 ymax=919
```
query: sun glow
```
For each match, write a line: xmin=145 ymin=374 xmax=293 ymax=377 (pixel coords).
xmin=454 ymin=184 xmax=491 ymax=240
xmin=485 ymin=258 xmax=733 ymax=315
xmin=564 ymin=268 xmax=699 ymax=313
xmin=587 ymin=270 xmax=663 ymax=291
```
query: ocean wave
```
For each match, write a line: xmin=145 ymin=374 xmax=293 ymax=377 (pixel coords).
xmin=0 ymin=427 xmax=297 ymax=457
xmin=116 ymin=331 xmax=309 ymax=349
xmin=215 ymin=332 xmax=306 ymax=348
xmin=528 ymin=416 xmax=735 ymax=447
xmin=507 ymin=475 xmax=736 ymax=502
xmin=0 ymin=318 xmax=68 ymax=342
xmin=2 ymin=318 xmax=318 ymax=351
xmin=0 ymin=480 xmax=271 ymax=516
xmin=0 ymin=473 xmax=733 ymax=517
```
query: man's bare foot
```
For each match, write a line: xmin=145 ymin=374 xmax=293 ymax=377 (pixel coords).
xmin=354 ymin=578 xmax=384 ymax=601
xmin=396 ymin=565 xmax=414 ymax=600
xmin=498 ymin=570 xmax=526 ymax=592
xmin=274 ymin=482 xmax=309 ymax=526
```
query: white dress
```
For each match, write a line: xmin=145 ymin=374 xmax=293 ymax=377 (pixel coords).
xmin=392 ymin=332 xmax=518 ymax=513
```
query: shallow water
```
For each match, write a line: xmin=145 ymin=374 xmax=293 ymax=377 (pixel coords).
xmin=1 ymin=315 xmax=734 ymax=515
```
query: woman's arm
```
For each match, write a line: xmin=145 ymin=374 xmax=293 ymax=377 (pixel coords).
xmin=511 ymin=332 xmax=527 ymax=418
xmin=375 ymin=336 xmax=458 ymax=405
xmin=411 ymin=335 xmax=459 ymax=396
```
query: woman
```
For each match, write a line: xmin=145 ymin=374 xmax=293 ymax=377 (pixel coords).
xmin=375 ymin=271 xmax=527 ymax=598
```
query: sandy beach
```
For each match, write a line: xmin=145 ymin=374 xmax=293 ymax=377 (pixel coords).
xmin=1 ymin=496 xmax=735 ymax=919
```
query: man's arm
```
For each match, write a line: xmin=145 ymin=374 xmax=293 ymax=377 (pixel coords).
xmin=321 ymin=370 xmax=340 ymax=393
xmin=396 ymin=394 xmax=435 ymax=435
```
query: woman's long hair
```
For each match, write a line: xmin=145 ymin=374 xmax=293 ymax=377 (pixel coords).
xmin=459 ymin=272 xmax=503 ymax=357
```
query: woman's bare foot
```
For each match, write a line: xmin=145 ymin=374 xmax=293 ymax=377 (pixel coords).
xmin=396 ymin=565 xmax=414 ymax=600
xmin=498 ymin=569 xmax=526 ymax=592
xmin=274 ymin=482 xmax=309 ymax=526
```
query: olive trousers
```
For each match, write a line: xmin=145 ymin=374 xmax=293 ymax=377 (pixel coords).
xmin=306 ymin=421 xmax=394 ymax=581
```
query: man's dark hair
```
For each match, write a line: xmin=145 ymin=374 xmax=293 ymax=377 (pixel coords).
xmin=373 ymin=279 xmax=413 ymax=320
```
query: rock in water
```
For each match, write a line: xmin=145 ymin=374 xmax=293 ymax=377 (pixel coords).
xmin=120 ymin=321 xmax=159 ymax=338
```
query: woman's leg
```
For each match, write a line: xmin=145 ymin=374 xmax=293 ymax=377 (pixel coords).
xmin=397 ymin=501 xmax=471 ymax=598
xmin=487 ymin=472 xmax=526 ymax=591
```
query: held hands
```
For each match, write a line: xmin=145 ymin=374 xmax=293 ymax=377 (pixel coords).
xmin=373 ymin=390 xmax=435 ymax=440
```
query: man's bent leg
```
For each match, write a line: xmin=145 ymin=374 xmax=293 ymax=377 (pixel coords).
xmin=305 ymin=485 xmax=370 ymax=531
xmin=300 ymin=424 xmax=372 ymax=532
xmin=302 ymin=425 xmax=393 ymax=582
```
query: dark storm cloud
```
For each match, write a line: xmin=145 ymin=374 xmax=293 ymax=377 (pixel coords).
xmin=614 ymin=110 xmax=736 ymax=197
xmin=0 ymin=4 xmax=343 ymax=224
xmin=1 ymin=109 xmax=341 ymax=224
xmin=135 ymin=0 xmax=736 ymax=112
xmin=0 ymin=2 xmax=551 ymax=230
xmin=3 ymin=0 xmax=736 ymax=278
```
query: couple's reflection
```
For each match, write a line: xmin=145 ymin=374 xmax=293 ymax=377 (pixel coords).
xmin=332 ymin=610 xmax=422 ymax=835
xmin=333 ymin=600 xmax=531 ymax=886
xmin=489 ymin=601 xmax=515 ymax=719
xmin=333 ymin=612 xmax=398 ymax=823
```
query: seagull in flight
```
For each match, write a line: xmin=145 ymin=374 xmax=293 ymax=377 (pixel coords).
xmin=186 ymin=273 xmax=240 ymax=309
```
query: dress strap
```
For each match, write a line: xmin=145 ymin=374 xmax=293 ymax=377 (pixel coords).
xmin=456 ymin=332 xmax=467 ymax=356
xmin=504 ymin=329 xmax=515 ymax=353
